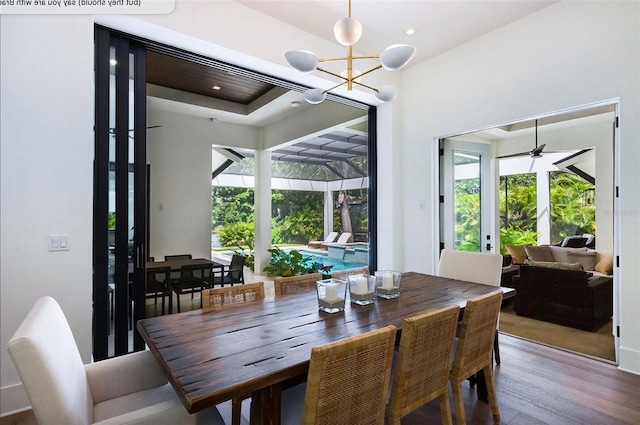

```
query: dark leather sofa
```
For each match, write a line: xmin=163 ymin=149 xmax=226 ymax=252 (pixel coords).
xmin=512 ymin=265 xmax=613 ymax=331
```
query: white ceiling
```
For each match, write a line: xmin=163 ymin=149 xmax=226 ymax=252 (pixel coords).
xmin=149 ymin=1 xmax=559 ymax=127
xmin=236 ymin=0 xmax=558 ymax=68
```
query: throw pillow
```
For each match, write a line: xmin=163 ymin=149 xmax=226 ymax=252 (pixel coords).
xmin=525 ymin=245 xmax=555 ymax=262
xmin=566 ymin=251 xmax=597 ymax=271
xmin=506 ymin=244 xmax=529 ymax=264
xmin=594 ymin=252 xmax=614 ymax=275
xmin=528 ymin=260 xmax=584 ymax=271
xmin=549 ymin=246 xmax=588 ymax=263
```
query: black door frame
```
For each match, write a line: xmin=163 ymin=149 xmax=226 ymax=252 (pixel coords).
xmin=94 ymin=27 xmax=147 ymax=360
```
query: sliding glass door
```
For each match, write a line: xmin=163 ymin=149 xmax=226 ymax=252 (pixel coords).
xmin=94 ymin=27 xmax=147 ymax=360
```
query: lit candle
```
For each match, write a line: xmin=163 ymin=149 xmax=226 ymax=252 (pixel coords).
xmin=382 ymin=273 xmax=394 ymax=289
xmin=325 ymin=282 xmax=338 ymax=301
xmin=356 ymin=276 xmax=368 ymax=294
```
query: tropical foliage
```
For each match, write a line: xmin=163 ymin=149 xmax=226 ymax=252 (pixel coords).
xmin=549 ymin=171 xmax=595 ymax=244
xmin=454 ymin=171 xmax=595 ymax=254
xmin=213 ymin=186 xmax=369 ymax=246
xmin=262 ymin=246 xmax=315 ymax=277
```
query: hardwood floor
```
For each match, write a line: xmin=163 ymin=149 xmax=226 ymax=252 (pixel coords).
xmin=3 ymin=333 xmax=639 ymax=425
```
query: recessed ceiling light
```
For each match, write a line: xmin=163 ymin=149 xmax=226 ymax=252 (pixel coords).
xmin=212 ymin=85 xmax=221 ymax=91
xmin=405 ymin=28 xmax=416 ymax=36
xmin=291 ymin=101 xmax=301 ymax=108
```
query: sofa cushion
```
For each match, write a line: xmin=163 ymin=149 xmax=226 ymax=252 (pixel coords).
xmin=548 ymin=246 xmax=588 ymax=263
xmin=528 ymin=260 xmax=584 ymax=271
xmin=566 ymin=251 xmax=597 ymax=271
xmin=594 ymin=252 xmax=614 ymax=275
xmin=525 ymin=245 xmax=555 ymax=262
xmin=506 ymin=244 xmax=529 ymax=264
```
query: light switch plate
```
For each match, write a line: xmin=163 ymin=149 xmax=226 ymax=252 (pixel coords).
xmin=49 ymin=234 xmax=70 ymax=251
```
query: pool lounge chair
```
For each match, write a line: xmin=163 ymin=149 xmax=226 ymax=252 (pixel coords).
xmin=308 ymin=231 xmax=339 ymax=249
xmin=323 ymin=232 xmax=352 ymax=247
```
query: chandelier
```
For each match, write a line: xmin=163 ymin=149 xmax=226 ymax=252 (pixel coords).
xmin=285 ymin=0 xmax=416 ymax=104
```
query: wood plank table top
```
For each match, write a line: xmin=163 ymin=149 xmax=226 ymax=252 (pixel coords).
xmin=137 ymin=272 xmax=515 ymax=423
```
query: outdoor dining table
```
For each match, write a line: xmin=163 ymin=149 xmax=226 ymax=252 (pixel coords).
xmin=146 ymin=257 xmax=227 ymax=272
xmin=137 ymin=271 xmax=515 ymax=425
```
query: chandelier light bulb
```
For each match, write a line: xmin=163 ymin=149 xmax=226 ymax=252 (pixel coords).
xmin=374 ymin=85 xmax=398 ymax=103
xmin=303 ymin=88 xmax=327 ymax=104
xmin=284 ymin=50 xmax=318 ymax=73
xmin=333 ymin=17 xmax=363 ymax=46
xmin=380 ymin=44 xmax=417 ymax=71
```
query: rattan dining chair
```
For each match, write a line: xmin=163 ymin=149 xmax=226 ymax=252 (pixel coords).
xmin=201 ymin=282 xmax=265 ymax=425
xmin=202 ymin=281 xmax=264 ymax=311
xmin=438 ymin=249 xmax=504 ymax=364
xmin=450 ymin=290 xmax=503 ymax=425
xmin=386 ymin=305 xmax=460 ymax=425
xmin=273 ymin=272 xmax=322 ymax=296
xmin=330 ymin=266 xmax=370 ymax=281
xmin=281 ymin=325 xmax=397 ymax=425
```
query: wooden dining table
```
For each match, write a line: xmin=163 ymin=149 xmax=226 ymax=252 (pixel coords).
xmin=137 ymin=272 xmax=515 ymax=425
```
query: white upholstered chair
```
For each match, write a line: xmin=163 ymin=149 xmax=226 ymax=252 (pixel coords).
xmin=7 ymin=296 xmax=225 ymax=425
xmin=438 ymin=249 xmax=504 ymax=364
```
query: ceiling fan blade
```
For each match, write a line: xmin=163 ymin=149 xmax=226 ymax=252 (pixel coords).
xmin=496 ymin=151 xmax=532 ymax=159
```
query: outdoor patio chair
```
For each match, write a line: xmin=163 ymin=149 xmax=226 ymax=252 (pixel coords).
xmin=308 ymin=231 xmax=339 ymax=249
xmin=322 ymin=232 xmax=352 ymax=247
xmin=171 ymin=263 xmax=213 ymax=312
xmin=212 ymin=254 xmax=245 ymax=286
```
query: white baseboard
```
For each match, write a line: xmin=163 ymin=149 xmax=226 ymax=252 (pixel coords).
xmin=618 ymin=346 xmax=640 ymax=376
xmin=0 ymin=383 xmax=31 ymax=417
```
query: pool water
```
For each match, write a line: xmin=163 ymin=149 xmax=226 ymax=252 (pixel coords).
xmin=296 ymin=249 xmax=367 ymax=273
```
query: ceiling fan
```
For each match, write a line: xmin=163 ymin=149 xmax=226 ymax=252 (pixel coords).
xmin=496 ymin=119 xmax=547 ymax=159
xmin=108 ymin=125 xmax=162 ymax=139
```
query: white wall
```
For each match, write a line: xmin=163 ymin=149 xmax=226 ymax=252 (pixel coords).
xmin=399 ymin=1 xmax=640 ymax=374
xmin=0 ymin=15 xmax=95 ymax=413
xmin=147 ymin=108 xmax=260 ymax=260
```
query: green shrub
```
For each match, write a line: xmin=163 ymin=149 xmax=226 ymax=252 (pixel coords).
xmin=215 ymin=222 xmax=254 ymax=247
xmin=499 ymin=227 xmax=539 ymax=255
xmin=262 ymin=246 xmax=314 ymax=277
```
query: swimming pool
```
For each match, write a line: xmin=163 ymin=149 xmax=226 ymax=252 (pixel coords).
xmin=215 ymin=247 xmax=368 ymax=273
xmin=295 ymin=249 xmax=367 ymax=273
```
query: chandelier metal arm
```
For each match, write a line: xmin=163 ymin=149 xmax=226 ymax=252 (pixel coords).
xmin=322 ymin=80 xmax=349 ymax=94
xmin=285 ymin=0 xmax=414 ymax=103
xmin=352 ymin=64 xmax=382 ymax=80
xmin=316 ymin=67 xmax=349 ymax=81
xmin=351 ymin=80 xmax=379 ymax=93
xmin=318 ymin=55 xmax=380 ymax=63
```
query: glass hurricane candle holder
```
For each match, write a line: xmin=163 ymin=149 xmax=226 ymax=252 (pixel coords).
xmin=348 ymin=274 xmax=376 ymax=306
xmin=375 ymin=270 xmax=402 ymax=299
xmin=316 ymin=278 xmax=347 ymax=313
